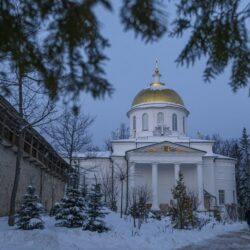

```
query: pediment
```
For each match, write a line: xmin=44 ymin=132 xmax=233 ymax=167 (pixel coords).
xmin=128 ymin=141 xmax=206 ymax=154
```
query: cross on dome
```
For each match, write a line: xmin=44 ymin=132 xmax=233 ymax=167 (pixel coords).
xmin=154 ymin=59 xmax=161 ymax=82
xmin=150 ymin=60 xmax=165 ymax=87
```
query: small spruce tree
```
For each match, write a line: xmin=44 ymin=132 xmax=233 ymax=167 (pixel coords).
xmin=169 ymin=172 xmax=198 ymax=229
xmin=83 ymin=183 xmax=109 ymax=233
xmin=55 ymin=188 xmax=86 ymax=228
xmin=16 ymin=185 xmax=44 ymax=230
xmin=55 ymin=172 xmax=86 ymax=228
xmin=129 ymin=186 xmax=150 ymax=229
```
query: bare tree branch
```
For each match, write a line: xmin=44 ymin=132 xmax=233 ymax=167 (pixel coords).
xmin=44 ymin=108 xmax=94 ymax=167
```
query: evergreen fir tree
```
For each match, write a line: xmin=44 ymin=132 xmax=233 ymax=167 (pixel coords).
xmin=169 ymin=172 xmax=198 ymax=229
xmin=55 ymin=173 xmax=86 ymax=228
xmin=240 ymin=128 xmax=250 ymax=164
xmin=230 ymin=142 xmax=242 ymax=205
xmin=16 ymin=185 xmax=44 ymax=230
xmin=83 ymin=183 xmax=109 ymax=233
xmin=128 ymin=187 xmax=149 ymax=229
xmin=55 ymin=188 xmax=86 ymax=228
xmin=238 ymin=128 xmax=250 ymax=208
xmin=237 ymin=167 xmax=249 ymax=208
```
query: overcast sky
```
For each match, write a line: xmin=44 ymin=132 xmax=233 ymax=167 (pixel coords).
xmin=81 ymin=2 xmax=250 ymax=149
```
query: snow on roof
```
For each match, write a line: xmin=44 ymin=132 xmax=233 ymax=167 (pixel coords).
xmin=72 ymin=151 xmax=111 ymax=158
xmin=189 ymin=139 xmax=215 ymax=143
xmin=204 ymin=152 xmax=236 ymax=161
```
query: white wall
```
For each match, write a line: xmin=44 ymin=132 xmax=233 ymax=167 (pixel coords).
xmin=203 ymin=157 xmax=216 ymax=196
xmin=215 ymin=159 xmax=236 ymax=204
xmin=158 ymin=164 xmax=175 ymax=204
xmin=134 ymin=163 xmax=198 ymax=205
xmin=181 ymin=164 xmax=197 ymax=194
xmin=129 ymin=104 xmax=188 ymax=138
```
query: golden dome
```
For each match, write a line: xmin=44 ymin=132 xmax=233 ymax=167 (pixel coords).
xmin=132 ymin=88 xmax=184 ymax=106
xmin=132 ymin=61 xmax=184 ymax=107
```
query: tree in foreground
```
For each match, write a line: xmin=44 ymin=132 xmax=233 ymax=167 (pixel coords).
xmin=55 ymin=173 xmax=86 ymax=228
xmin=83 ymin=183 xmax=109 ymax=233
xmin=1 ymin=1 xmax=249 ymax=102
xmin=55 ymin=188 xmax=86 ymax=228
xmin=129 ymin=185 xmax=150 ymax=229
xmin=4 ymin=78 xmax=56 ymax=226
xmin=16 ymin=185 xmax=44 ymax=230
xmin=169 ymin=172 xmax=198 ymax=229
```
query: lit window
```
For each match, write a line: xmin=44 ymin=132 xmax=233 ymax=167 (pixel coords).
xmin=218 ymin=190 xmax=225 ymax=205
xmin=172 ymin=113 xmax=177 ymax=131
xmin=133 ymin=116 xmax=136 ymax=131
xmin=142 ymin=113 xmax=148 ymax=131
xmin=157 ymin=112 xmax=164 ymax=125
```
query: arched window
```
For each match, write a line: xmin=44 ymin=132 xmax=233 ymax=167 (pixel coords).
xmin=172 ymin=113 xmax=177 ymax=131
xmin=133 ymin=116 xmax=136 ymax=131
xmin=142 ymin=113 xmax=148 ymax=131
xmin=157 ymin=112 xmax=164 ymax=125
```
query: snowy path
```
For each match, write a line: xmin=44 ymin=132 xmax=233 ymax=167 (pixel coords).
xmin=0 ymin=215 xmax=248 ymax=250
xmin=178 ymin=229 xmax=250 ymax=250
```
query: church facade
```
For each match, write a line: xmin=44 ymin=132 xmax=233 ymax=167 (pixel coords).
xmin=77 ymin=64 xmax=237 ymax=211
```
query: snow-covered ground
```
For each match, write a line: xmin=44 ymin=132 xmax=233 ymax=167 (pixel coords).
xmin=0 ymin=212 xmax=248 ymax=250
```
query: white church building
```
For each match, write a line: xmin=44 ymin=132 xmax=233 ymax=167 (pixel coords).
xmin=76 ymin=64 xmax=237 ymax=211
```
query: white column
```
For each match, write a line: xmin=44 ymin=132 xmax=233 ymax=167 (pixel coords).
xmin=197 ymin=163 xmax=205 ymax=210
xmin=151 ymin=163 xmax=159 ymax=210
xmin=129 ymin=162 xmax=136 ymax=190
xmin=174 ymin=163 xmax=180 ymax=184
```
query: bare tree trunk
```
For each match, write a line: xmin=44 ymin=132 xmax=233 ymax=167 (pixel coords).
xmin=120 ymin=180 xmax=123 ymax=218
xmin=8 ymin=73 xmax=24 ymax=226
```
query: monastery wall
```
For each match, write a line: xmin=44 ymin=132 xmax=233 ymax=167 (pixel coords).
xmin=0 ymin=143 xmax=65 ymax=216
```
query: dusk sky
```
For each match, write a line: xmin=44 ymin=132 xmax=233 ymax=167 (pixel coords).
xmin=81 ymin=2 xmax=250 ymax=149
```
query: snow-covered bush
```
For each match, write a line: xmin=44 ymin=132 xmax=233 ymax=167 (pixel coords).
xmin=55 ymin=188 xmax=86 ymax=228
xmin=197 ymin=217 xmax=212 ymax=230
xmin=83 ymin=183 xmax=109 ymax=233
xmin=148 ymin=210 xmax=165 ymax=220
xmin=16 ymin=185 xmax=44 ymax=230
xmin=169 ymin=172 xmax=199 ymax=229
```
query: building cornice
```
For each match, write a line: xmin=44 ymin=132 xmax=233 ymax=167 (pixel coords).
xmin=127 ymin=102 xmax=189 ymax=117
